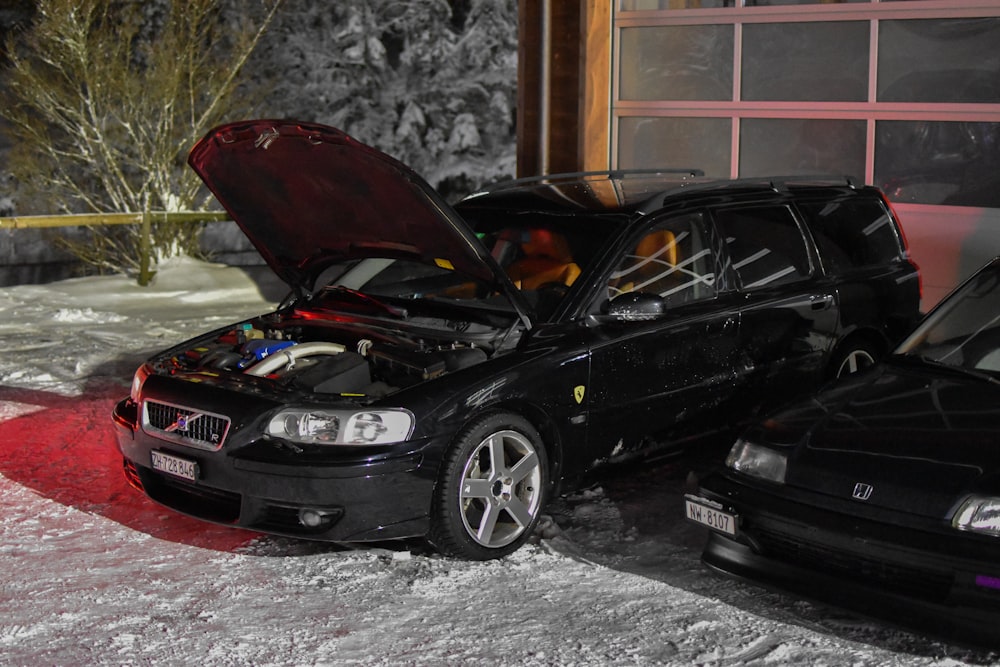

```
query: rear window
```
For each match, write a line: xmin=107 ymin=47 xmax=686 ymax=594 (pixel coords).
xmin=713 ymin=205 xmax=812 ymax=290
xmin=797 ymin=197 xmax=904 ymax=273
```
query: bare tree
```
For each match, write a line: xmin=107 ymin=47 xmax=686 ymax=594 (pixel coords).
xmin=1 ymin=0 xmax=281 ymax=284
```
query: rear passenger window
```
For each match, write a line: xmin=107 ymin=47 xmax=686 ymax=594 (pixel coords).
xmin=713 ymin=206 xmax=811 ymax=290
xmin=797 ymin=198 xmax=903 ymax=273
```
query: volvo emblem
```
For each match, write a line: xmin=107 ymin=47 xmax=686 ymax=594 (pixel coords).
xmin=852 ymin=482 xmax=874 ymax=501
xmin=166 ymin=412 xmax=201 ymax=433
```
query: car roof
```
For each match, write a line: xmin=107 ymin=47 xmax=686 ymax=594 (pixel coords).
xmin=458 ymin=171 xmax=869 ymax=217
xmin=457 ymin=170 xmax=703 ymax=215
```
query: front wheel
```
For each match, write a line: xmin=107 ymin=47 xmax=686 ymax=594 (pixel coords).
xmin=428 ymin=412 xmax=548 ymax=560
xmin=831 ymin=339 xmax=879 ymax=378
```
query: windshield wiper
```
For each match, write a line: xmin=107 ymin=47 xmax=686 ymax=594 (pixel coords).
xmin=893 ymin=353 xmax=1000 ymax=387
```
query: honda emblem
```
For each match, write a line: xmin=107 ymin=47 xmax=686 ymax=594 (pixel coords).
xmin=852 ymin=482 xmax=874 ymax=501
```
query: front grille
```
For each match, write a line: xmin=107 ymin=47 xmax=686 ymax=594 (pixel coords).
xmin=142 ymin=400 xmax=230 ymax=451
xmin=755 ymin=528 xmax=954 ymax=603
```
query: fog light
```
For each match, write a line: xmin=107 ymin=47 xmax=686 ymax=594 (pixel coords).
xmin=298 ymin=509 xmax=333 ymax=528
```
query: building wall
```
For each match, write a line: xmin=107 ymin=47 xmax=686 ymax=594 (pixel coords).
xmin=517 ymin=1 xmax=585 ymax=175
xmin=896 ymin=203 xmax=1000 ymax=310
xmin=520 ymin=0 xmax=1000 ymax=309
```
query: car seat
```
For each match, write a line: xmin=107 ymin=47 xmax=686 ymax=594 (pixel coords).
xmin=612 ymin=230 xmax=679 ymax=296
xmin=506 ymin=229 xmax=581 ymax=290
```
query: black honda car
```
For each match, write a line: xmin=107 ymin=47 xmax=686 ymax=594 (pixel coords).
xmin=687 ymin=257 xmax=1000 ymax=646
xmin=112 ymin=119 xmax=920 ymax=559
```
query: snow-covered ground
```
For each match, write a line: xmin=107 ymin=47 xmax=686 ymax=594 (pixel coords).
xmin=1 ymin=258 xmax=997 ymax=666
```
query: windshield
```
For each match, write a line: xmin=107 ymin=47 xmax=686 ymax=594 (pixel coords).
xmin=316 ymin=215 xmax=622 ymax=321
xmin=317 ymin=258 xmax=505 ymax=308
xmin=896 ymin=264 xmax=1000 ymax=374
xmin=467 ymin=213 xmax=624 ymax=319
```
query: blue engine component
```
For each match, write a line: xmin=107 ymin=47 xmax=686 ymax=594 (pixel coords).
xmin=239 ymin=339 xmax=297 ymax=367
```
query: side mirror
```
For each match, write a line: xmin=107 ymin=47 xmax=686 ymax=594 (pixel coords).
xmin=606 ymin=292 xmax=666 ymax=321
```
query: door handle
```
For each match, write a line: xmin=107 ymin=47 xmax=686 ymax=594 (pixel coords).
xmin=810 ymin=295 xmax=834 ymax=310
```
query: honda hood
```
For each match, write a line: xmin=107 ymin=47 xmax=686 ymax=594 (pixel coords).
xmin=756 ymin=362 xmax=1000 ymax=518
xmin=188 ymin=120 xmax=524 ymax=306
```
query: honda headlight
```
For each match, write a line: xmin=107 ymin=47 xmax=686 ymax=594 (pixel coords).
xmin=953 ymin=496 xmax=1000 ymax=536
xmin=726 ymin=438 xmax=787 ymax=484
xmin=266 ymin=408 xmax=414 ymax=445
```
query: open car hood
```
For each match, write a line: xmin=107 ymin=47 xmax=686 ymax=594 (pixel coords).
xmin=188 ymin=120 xmax=530 ymax=322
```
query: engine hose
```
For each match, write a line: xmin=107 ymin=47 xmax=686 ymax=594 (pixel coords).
xmin=244 ymin=342 xmax=346 ymax=376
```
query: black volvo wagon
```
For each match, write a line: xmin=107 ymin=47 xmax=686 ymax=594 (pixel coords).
xmin=112 ymin=119 xmax=920 ymax=559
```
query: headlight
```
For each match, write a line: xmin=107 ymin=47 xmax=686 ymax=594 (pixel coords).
xmin=130 ymin=364 xmax=151 ymax=402
xmin=266 ymin=408 xmax=414 ymax=445
xmin=953 ymin=496 xmax=1000 ymax=536
xmin=726 ymin=438 xmax=787 ymax=484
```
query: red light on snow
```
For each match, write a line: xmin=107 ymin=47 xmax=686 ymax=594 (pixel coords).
xmin=0 ymin=384 xmax=257 ymax=552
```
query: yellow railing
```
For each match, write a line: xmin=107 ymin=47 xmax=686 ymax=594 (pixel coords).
xmin=0 ymin=211 xmax=230 ymax=229
xmin=0 ymin=211 xmax=233 ymax=285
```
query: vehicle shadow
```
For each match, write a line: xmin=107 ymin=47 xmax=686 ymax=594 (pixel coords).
xmin=541 ymin=441 xmax=1000 ymax=664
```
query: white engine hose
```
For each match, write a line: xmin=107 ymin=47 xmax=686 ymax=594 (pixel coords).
xmin=244 ymin=342 xmax=346 ymax=377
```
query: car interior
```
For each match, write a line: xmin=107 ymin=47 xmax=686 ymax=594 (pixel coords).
xmin=606 ymin=216 xmax=716 ymax=310
xmin=503 ymin=228 xmax=581 ymax=290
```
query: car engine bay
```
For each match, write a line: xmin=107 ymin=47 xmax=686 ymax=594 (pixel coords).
xmin=152 ymin=307 xmax=507 ymax=400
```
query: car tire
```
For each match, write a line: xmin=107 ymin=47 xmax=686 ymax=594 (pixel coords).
xmin=428 ymin=411 xmax=548 ymax=560
xmin=831 ymin=339 xmax=879 ymax=378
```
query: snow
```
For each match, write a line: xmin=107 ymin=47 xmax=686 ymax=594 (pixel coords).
xmin=1 ymin=258 xmax=998 ymax=666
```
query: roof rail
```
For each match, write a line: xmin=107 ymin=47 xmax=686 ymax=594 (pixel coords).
xmin=635 ymin=174 xmax=863 ymax=215
xmin=761 ymin=174 xmax=861 ymax=191
xmin=468 ymin=168 xmax=705 ymax=195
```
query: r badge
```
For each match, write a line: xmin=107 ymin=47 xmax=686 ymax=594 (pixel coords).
xmin=574 ymin=385 xmax=585 ymax=404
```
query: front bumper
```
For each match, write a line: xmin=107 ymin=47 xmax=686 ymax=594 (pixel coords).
xmin=113 ymin=398 xmax=441 ymax=542
xmin=692 ymin=472 xmax=1000 ymax=648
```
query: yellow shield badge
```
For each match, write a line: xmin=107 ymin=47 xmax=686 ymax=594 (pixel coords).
xmin=574 ymin=385 xmax=586 ymax=404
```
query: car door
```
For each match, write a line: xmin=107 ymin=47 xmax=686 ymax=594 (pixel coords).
xmin=710 ymin=203 xmax=840 ymax=412
xmin=581 ymin=210 xmax=746 ymax=463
